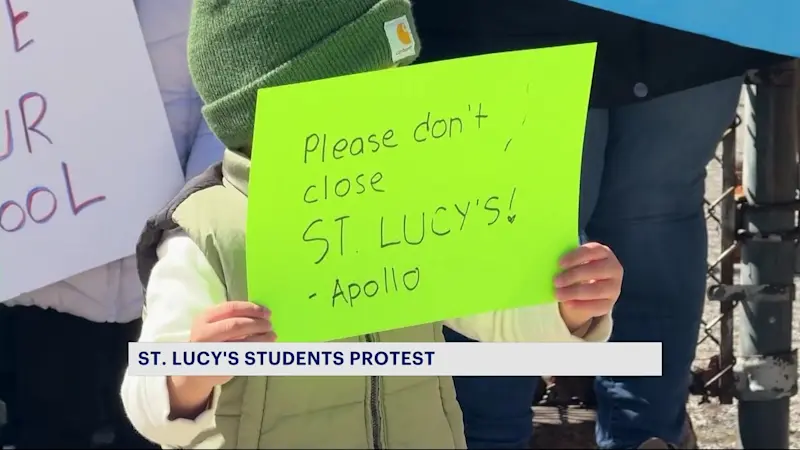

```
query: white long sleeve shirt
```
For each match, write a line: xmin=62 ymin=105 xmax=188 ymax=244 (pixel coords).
xmin=4 ymin=0 xmax=225 ymax=323
xmin=121 ymin=231 xmax=612 ymax=447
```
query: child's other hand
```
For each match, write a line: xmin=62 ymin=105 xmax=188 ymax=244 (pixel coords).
xmin=188 ymin=301 xmax=275 ymax=385
xmin=168 ymin=301 xmax=274 ymax=419
xmin=190 ymin=301 xmax=275 ymax=344
xmin=553 ymin=242 xmax=622 ymax=332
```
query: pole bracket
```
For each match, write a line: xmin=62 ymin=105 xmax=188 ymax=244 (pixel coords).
xmin=734 ymin=349 xmax=798 ymax=401
xmin=736 ymin=199 xmax=800 ymax=242
xmin=707 ymin=284 xmax=795 ymax=303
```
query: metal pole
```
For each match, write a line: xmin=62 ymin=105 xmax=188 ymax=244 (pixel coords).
xmin=718 ymin=120 xmax=737 ymax=405
xmin=737 ymin=61 xmax=799 ymax=449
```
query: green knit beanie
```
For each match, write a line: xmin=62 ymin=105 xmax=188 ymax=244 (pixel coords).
xmin=188 ymin=0 xmax=420 ymax=151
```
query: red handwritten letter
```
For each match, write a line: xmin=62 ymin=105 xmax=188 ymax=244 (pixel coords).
xmin=1 ymin=109 xmax=12 ymax=162
xmin=18 ymin=92 xmax=51 ymax=154
xmin=4 ymin=0 xmax=33 ymax=53
xmin=62 ymin=162 xmax=106 ymax=216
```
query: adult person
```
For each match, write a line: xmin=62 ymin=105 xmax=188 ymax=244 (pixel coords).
xmin=0 ymin=0 xmax=225 ymax=447
xmin=412 ymin=1 xmax=791 ymax=448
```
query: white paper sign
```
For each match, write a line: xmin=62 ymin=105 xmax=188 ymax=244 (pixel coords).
xmin=0 ymin=0 xmax=184 ymax=301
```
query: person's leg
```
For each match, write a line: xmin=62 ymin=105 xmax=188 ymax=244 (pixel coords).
xmin=443 ymin=327 xmax=539 ymax=449
xmin=106 ymin=319 xmax=158 ymax=449
xmin=445 ymin=109 xmax=609 ymax=449
xmin=12 ymin=306 xmax=113 ymax=449
xmin=0 ymin=305 xmax=16 ymax=447
xmin=588 ymin=77 xmax=743 ymax=449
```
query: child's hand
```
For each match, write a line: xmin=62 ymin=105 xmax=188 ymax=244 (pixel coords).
xmin=188 ymin=301 xmax=275 ymax=385
xmin=553 ymin=242 xmax=622 ymax=332
xmin=190 ymin=301 xmax=275 ymax=345
xmin=168 ymin=301 xmax=274 ymax=419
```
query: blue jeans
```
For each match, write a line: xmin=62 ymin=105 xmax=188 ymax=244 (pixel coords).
xmin=446 ymin=77 xmax=743 ymax=449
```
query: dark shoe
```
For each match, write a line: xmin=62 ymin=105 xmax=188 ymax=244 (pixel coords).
xmin=637 ymin=413 xmax=699 ymax=449
xmin=638 ymin=438 xmax=677 ymax=449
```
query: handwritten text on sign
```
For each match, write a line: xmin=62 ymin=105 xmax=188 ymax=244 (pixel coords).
xmin=0 ymin=0 xmax=183 ymax=301
xmin=247 ymin=45 xmax=596 ymax=342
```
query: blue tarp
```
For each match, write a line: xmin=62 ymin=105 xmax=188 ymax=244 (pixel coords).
xmin=571 ymin=0 xmax=800 ymax=57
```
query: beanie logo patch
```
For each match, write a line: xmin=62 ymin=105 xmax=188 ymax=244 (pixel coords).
xmin=384 ymin=16 xmax=416 ymax=62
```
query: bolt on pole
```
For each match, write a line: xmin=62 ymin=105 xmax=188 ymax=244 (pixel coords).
xmin=737 ymin=60 xmax=799 ymax=449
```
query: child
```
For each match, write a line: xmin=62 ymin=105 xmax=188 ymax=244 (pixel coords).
xmin=1 ymin=1 xmax=224 ymax=447
xmin=121 ymin=1 xmax=622 ymax=448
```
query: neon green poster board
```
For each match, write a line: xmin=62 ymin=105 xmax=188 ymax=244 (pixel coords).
xmin=248 ymin=44 xmax=596 ymax=342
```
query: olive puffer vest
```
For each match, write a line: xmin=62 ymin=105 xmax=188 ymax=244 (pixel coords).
xmin=136 ymin=150 xmax=466 ymax=449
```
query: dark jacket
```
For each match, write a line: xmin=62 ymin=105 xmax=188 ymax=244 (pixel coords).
xmin=413 ymin=0 xmax=791 ymax=108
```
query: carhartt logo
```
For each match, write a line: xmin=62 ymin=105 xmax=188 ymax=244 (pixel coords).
xmin=384 ymin=15 xmax=416 ymax=62
xmin=396 ymin=22 xmax=412 ymax=45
